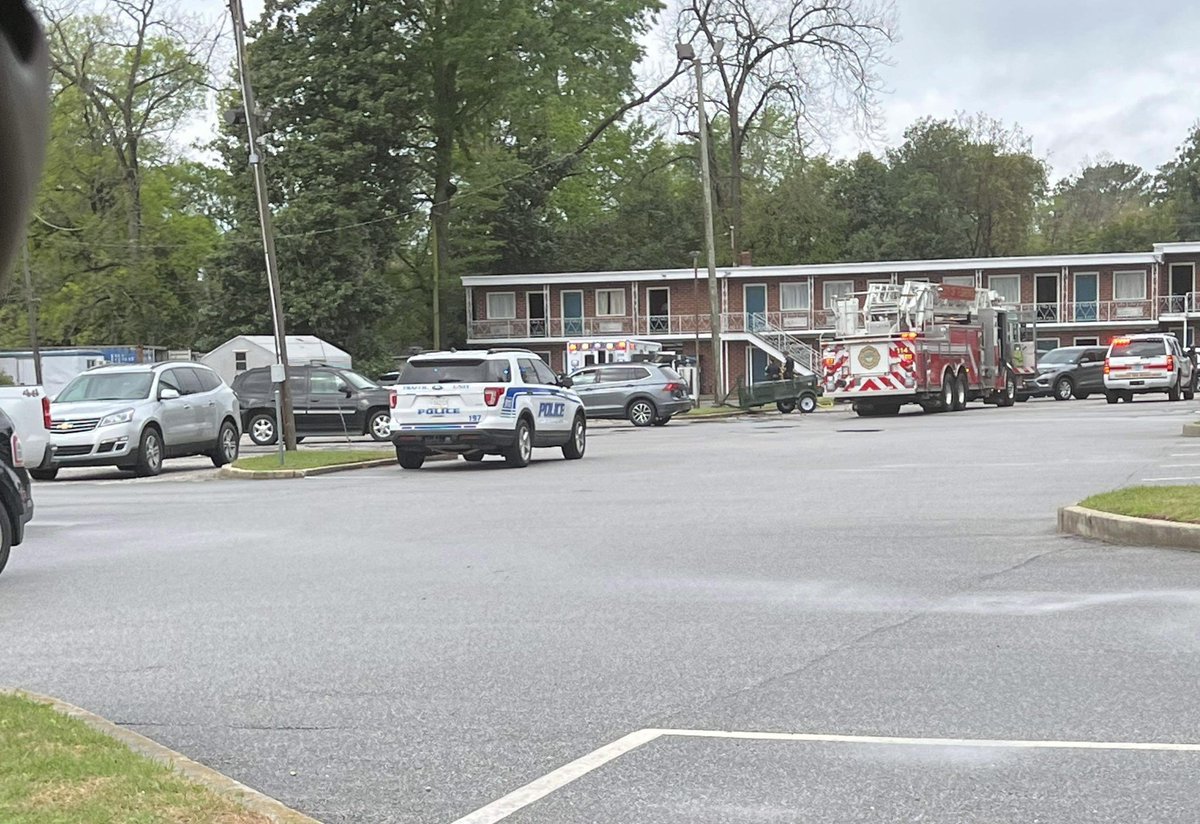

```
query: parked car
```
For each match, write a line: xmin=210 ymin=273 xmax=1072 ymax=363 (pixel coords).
xmin=232 ymin=365 xmax=393 ymax=445
xmin=568 ymin=362 xmax=692 ymax=426
xmin=0 ymin=384 xmax=54 ymax=476
xmin=39 ymin=363 xmax=241 ymax=479
xmin=1029 ymin=346 xmax=1109 ymax=401
xmin=0 ymin=408 xmax=34 ymax=577
xmin=1104 ymin=334 xmax=1197 ymax=403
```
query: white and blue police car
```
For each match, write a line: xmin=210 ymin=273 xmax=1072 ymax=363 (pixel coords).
xmin=388 ymin=349 xmax=586 ymax=469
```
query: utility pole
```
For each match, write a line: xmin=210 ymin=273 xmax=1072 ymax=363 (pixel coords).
xmin=431 ymin=220 xmax=440 ymax=350
xmin=21 ymin=241 xmax=42 ymax=386
xmin=228 ymin=0 xmax=296 ymax=450
xmin=679 ymin=43 xmax=724 ymax=402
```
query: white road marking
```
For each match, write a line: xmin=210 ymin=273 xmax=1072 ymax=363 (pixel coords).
xmin=449 ymin=727 xmax=1200 ymax=823
xmin=449 ymin=729 xmax=663 ymax=824
xmin=1142 ymin=476 xmax=1200 ymax=482
xmin=1160 ymin=464 xmax=1200 ymax=468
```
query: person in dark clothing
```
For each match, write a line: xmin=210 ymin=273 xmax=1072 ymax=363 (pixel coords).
xmin=765 ymin=360 xmax=782 ymax=381
xmin=783 ymin=357 xmax=795 ymax=380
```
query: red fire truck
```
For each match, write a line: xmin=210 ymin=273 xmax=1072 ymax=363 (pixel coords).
xmin=820 ymin=282 xmax=1020 ymax=416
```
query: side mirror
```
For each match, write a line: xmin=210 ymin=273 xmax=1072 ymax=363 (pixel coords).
xmin=342 ymin=386 xmax=353 ymax=398
xmin=557 ymin=374 xmax=574 ymax=388
xmin=160 ymin=388 xmax=181 ymax=400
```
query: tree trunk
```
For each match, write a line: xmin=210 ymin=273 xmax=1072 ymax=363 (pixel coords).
xmin=126 ymin=137 xmax=141 ymax=257
xmin=430 ymin=48 xmax=456 ymax=350
xmin=728 ymin=113 xmax=743 ymax=266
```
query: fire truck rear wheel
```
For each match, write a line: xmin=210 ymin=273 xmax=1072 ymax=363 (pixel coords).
xmin=953 ymin=372 xmax=968 ymax=411
xmin=998 ymin=370 xmax=1016 ymax=407
xmin=940 ymin=372 xmax=955 ymax=411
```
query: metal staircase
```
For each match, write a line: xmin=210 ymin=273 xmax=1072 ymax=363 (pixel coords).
xmin=745 ymin=313 xmax=818 ymax=374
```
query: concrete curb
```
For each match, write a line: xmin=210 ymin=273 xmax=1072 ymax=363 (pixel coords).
xmin=1057 ymin=505 xmax=1200 ymax=552
xmin=217 ymin=453 xmax=460 ymax=479
xmin=1182 ymin=422 xmax=1200 ymax=437
xmin=1 ymin=688 xmax=323 ymax=824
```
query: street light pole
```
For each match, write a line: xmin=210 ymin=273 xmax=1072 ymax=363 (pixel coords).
xmin=691 ymin=250 xmax=700 ymax=393
xmin=678 ymin=42 xmax=723 ymax=403
xmin=229 ymin=0 xmax=296 ymax=450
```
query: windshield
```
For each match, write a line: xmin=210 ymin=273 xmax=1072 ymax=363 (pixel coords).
xmin=399 ymin=359 xmax=510 ymax=384
xmin=1111 ymin=340 xmax=1167 ymax=358
xmin=1039 ymin=349 xmax=1081 ymax=364
xmin=341 ymin=370 xmax=379 ymax=390
xmin=57 ymin=372 xmax=154 ymax=402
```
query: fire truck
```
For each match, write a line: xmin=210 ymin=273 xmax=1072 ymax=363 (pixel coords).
xmin=820 ymin=281 xmax=1021 ymax=416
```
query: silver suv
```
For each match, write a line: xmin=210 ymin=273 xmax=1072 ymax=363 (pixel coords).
xmin=36 ymin=363 xmax=241 ymax=479
xmin=568 ymin=362 xmax=693 ymax=426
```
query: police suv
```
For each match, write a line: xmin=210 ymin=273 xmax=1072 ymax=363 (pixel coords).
xmin=389 ymin=349 xmax=586 ymax=469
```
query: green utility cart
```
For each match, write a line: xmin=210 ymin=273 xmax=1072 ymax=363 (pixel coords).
xmin=735 ymin=375 xmax=821 ymax=414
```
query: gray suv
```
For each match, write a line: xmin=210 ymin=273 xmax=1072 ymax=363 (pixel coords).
xmin=37 ymin=363 xmax=242 ymax=479
xmin=568 ymin=362 xmax=692 ymax=426
xmin=1031 ymin=346 xmax=1108 ymax=401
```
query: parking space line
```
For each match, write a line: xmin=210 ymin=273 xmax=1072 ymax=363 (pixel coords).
xmin=1142 ymin=476 xmax=1200 ymax=482
xmin=449 ymin=727 xmax=1200 ymax=823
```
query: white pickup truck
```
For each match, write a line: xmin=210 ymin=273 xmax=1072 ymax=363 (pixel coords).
xmin=0 ymin=385 xmax=54 ymax=474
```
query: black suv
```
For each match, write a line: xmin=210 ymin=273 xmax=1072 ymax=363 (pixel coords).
xmin=0 ymin=409 xmax=33 ymax=577
xmin=232 ymin=365 xmax=394 ymax=445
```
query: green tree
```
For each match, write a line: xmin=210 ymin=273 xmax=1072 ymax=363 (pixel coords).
xmin=1155 ymin=124 xmax=1200 ymax=241
xmin=1038 ymin=160 xmax=1170 ymax=253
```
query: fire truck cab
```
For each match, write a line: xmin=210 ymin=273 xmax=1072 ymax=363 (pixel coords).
xmin=821 ymin=282 xmax=1019 ymax=416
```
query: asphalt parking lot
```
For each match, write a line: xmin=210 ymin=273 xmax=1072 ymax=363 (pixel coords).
xmin=4 ymin=398 xmax=1200 ymax=823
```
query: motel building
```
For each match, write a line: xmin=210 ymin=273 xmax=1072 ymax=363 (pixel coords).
xmin=461 ymin=242 xmax=1200 ymax=396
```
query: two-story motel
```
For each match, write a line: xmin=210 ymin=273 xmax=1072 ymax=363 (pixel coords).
xmin=462 ymin=242 xmax=1200 ymax=395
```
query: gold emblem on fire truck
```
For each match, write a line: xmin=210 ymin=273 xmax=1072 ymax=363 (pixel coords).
xmin=858 ymin=345 xmax=881 ymax=370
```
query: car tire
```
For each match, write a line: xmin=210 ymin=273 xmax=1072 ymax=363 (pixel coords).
xmin=627 ymin=399 xmax=656 ymax=427
xmin=798 ymin=393 xmax=818 ymax=413
xmin=0 ymin=503 xmax=10 ymax=577
xmin=1075 ymin=392 xmax=1090 ymax=400
xmin=463 ymin=451 xmax=485 ymax=463
xmin=953 ymin=372 xmax=968 ymax=411
xmin=1105 ymin=392 xmax=1119 ymax=404
xmin=1122 ymin=391 xmax=1134 ymax=403
xmin=367 ymin=409 xmax=392 ymax=442
xmin=651 ymin=415 xmax=673 ymax=426
xmin=29 ymin=468 xmax=58 ymax=481
xmin=134 ymin=427 xmax=163 ymax=477
xmin=1053 ymin=377 xmax=1073 ymax=401
xmin=1169 ymin=377 xmax=1182 ymax=402
xmin=247 ymin=413 xmax=277 ymax=446
xmin=396 ymin=449 xmax=425 ymax=470
xmin=562 ymin=414 xmax=586 ymax=460
xmin=210 ymin=420 xmax=240 ymax=467
xmin=504 ymin=418 xmax=533 ymax=467
xmin=776 ymin=399 xmax=796 ymax=414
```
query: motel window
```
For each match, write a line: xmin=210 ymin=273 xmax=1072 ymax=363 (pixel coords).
xmin=486 ymin=292 xmax=517 ymax=319
xmin=234 ymin=351 xmax=248 ymax=373
xmin=823 ymin=280 xmax=854 ymax=308
xmin=988 ymin=275 xmax=1021 ymax=304
xmin=943 ymin=275 xmax=975 ymax=287
xmin=596 ymin=289 xmax=626 ymax=316
xmin=1113 ymin=271 xmax=1147 ymax=301
xmin=780 ymin=283 xmax=810 ymax=311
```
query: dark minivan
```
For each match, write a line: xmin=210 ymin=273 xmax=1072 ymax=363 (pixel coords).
xmin=232 ymin=365 xmax=394 ymax=445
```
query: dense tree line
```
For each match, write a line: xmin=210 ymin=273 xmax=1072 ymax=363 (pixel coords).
xmin=7 ymin=0 xmax=1200 ymax=373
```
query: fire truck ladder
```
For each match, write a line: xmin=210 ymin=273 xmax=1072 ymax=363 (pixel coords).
xmin=746 ymin=313 xmax=818 ymax=374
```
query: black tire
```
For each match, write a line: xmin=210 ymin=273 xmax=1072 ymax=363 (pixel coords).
xmin=562 ymin=414 xmax=586 ymax=460
xmin=463 ymin=451 xmax=485 ymax=463
xmin=1075 ymin=392 xmax=1090 ymax=400
xmin=504 ymin=418 xmax=533 ymax=467
xmin=367 ymin=409 xmax=392 ymax=442
xmin=134 ymin=427 xmax=164 ymax=477
xmin=627 ymin=399 xmax=656 ymax=427
xmin=1169 ymin=377 xmax=1182 ymax=402
xmin=953 ymin=372 xmax=968 ymax=411
xmin=210 ymin=420 xmax=240 ymax=467
xmin=0 ymin=504 xmax=10 ymax=577
xmin=29 ymin=467 xmax=58 ymax=481
xmin=1122 ymin=391 xmax=1134 ymax=403
xmin=396 ymin=449 xmax=425 ymax=469
xmin=1105 ymin=392 xmax=1119 ymax=404
xmin=247 ymin=412 xmax=277 ymax=446
xmin=997 ymin=370 xmax=1016 ymax=407
xmin=651 ymin=415 xmax=672 ymax=426
xmin=776 ymin=399 xmax=796 ymax=414
xmin=1015 ymin=395 xmax=1029 ymax=403
xmin=940 ymin=372 xmax=955 ymax=411
xmin=1053 ymin=377 xmax=1073 ymax=401
xmin=798 ymin=393 xmax=818 ymax=413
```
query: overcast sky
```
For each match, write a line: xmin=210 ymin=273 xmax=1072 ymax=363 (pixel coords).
xmin=217 ymin=0 xmax=1199 ymax=180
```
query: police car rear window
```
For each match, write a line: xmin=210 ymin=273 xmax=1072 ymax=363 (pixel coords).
xmin=1111 ymin=340 xmax=1166 ymax=358
xmin=399 ymin=359 xmax=510 ymax=384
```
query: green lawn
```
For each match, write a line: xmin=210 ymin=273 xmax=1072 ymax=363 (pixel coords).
xmin=0 ymin=693 xmax=267 ymax=823
xmin=233 ymin=449 xmax=386 ymax=472
xmin=685 ymin=404 xmax=742 ymax=417
xmin=1080 ymin=486 xmax=1200 ymax=524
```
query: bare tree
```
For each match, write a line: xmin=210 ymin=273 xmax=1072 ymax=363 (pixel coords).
xmin=40 ymin=0 xmax=219 ymax=252
xmin=674 ymin=0 xmax=896 ymax=260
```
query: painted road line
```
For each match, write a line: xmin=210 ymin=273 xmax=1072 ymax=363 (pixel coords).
xmin=1142 ymin=476 xmax=1200 ymax=482
xmin=449 ymin=727 xmax=1200 ymax=823
xmin=449 ymin=729 xmax=663 ymax=824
